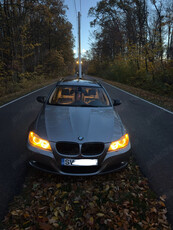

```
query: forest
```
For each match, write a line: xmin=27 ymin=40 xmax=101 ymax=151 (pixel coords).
xmin=0 ymin=0 xmax=74 ymax=97
xmin=87 ymin=0 xmax=173 ymax=96
xmin=0 ymin=0 xmax=173 ymax=100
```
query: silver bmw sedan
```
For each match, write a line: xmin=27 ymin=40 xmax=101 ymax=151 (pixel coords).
xmin=27 ymin=78 xmax=131 ymax=176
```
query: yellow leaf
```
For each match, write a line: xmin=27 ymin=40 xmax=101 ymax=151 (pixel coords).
xmin=54 ymin=191 xmax=59 ymax=196
xmin=11 ymin=211 xmax=19 ymax=216
xmin=74 ymin=201 xmax=79 ymax=204
xmin=61 ymin=191 xmax=67 ymax=197
xmin=105 ymin=184 xmax=110 ymax=191
xmin=89 ymin=217 xmax=94 ymax=225
xmin=56 ymin=183 xmax=61 ymax=188
xmin=96 ymin=213 xmax=104 ymax=217
xmin=23 ymin=221 xmax=30 ymax=226
xmin=54 ymin=211 xmax=58 ymax=217
xmin=159 ymin=201 xmax=166 ymax=207
xmin=23 ymin=213 xmax=30 ymax=218
xmin=59 ymin=210 xmax=64 ymax=217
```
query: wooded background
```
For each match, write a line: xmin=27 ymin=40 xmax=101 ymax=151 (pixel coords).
xmin=0 ymin=0 xmax=74 ymax=96
xmin=87 ymin=0 xmax=173 ymax=96
xmin=0 ymin=0 xmax=173 ymax=98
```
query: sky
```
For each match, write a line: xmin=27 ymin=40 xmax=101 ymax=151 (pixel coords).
xmin=64 ymin=0 xmax=99 ymax=57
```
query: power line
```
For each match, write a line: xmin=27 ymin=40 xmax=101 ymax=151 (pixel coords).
xmin=73 ymin=0 xmax=77 ymax=16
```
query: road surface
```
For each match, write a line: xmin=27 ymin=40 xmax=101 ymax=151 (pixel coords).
xmin=99 ymin=79 xmax=173 ymax=225
xmin=0 ymin=76 xmax=173 ymax=226
xmin=0 ymin=82 xmax=56 ymax=220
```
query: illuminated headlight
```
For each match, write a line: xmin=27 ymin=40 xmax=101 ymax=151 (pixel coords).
xmin=108 ymin=134 xmax=129 ymax=152
xmin=28 ymin=131 xmax=52 ymax=151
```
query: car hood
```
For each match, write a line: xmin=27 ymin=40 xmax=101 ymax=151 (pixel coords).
xmin=36 ymin=105 xmax=124 ymax=143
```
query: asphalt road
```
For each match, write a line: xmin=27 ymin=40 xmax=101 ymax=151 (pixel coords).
xmin=0 ymin=82 xmax=56 ymax=220
xmin=0 ymin=76 xmax=173 ymax=226
xmin=99 ymin=79 xmax=173 ymax=225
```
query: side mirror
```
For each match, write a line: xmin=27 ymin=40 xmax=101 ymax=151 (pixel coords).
xmin=37 ymin=96 xmax=46 ymax=103
xmin=113 ymin=99 xmax=121 ymax=106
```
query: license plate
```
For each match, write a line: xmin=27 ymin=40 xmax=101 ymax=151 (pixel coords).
xmin=61 ymin=159 xmax=98 ymax=166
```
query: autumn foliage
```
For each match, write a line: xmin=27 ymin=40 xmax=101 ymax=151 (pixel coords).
xmin=1 ymin=159 xmax=171 ymax=229
xmin=87 ymin=0 xmax=173 ymax=97
xmin=0 ymin=0 xmax=74 ymax=97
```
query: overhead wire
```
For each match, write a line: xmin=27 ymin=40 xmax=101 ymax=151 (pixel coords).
xmin=73 ymin=0 xmax=77 ymax=17
xmin=80 ymin=0 xmax=81 ymax=13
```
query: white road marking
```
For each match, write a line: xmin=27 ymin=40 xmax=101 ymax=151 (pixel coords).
xmin=0 ymin=82 xmax=56 ymax=109
xmin=102 ymin=81 xmax=173 ymax=115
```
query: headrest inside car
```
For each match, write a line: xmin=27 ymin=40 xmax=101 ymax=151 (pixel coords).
xmin=88 ymin=89 xmax=96 ymax=95
xmin=62 ymin=89 xmax=70 ymax=95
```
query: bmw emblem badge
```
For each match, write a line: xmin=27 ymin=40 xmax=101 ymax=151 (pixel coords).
xmin=78 ymin=136 xmax=84 ymax=141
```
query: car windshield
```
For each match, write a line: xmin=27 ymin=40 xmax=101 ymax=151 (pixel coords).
xmin=48 ymin=86 xmax=111 ymax=107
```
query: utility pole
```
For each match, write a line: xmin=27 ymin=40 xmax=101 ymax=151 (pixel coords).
xmin=78 ymin=12 xmax=82 ymax=79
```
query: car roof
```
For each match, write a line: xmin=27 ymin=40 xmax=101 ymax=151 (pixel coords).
xmin=57 ymin=78 xmax=101 ymax=87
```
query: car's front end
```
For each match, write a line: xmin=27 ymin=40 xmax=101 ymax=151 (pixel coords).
xmin=27 ymin=131 xmax=131 ymax=176
xmin=27 ymin=79 xmax=131 ymax=176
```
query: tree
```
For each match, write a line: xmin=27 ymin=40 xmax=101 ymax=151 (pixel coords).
xmin=88 ymin=0 xmax=173 ymax=87
xmin=0 ymin=0 xmax=74 ymax=83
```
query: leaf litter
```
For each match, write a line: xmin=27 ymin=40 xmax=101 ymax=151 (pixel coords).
xmin=1 ymin=158 xmax=171 ymax=230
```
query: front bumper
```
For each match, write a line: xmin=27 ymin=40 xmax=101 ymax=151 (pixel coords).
xmin=27 ymin=142 xmax=131 ymax=176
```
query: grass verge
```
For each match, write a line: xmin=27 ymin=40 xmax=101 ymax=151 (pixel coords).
xmin=0 ymin=77 xmax=60 ymax=106
xmin=1 ymin=157 xmax=171 ymax=230
xmin=99 ymin=78 xmax=173 ymax=112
